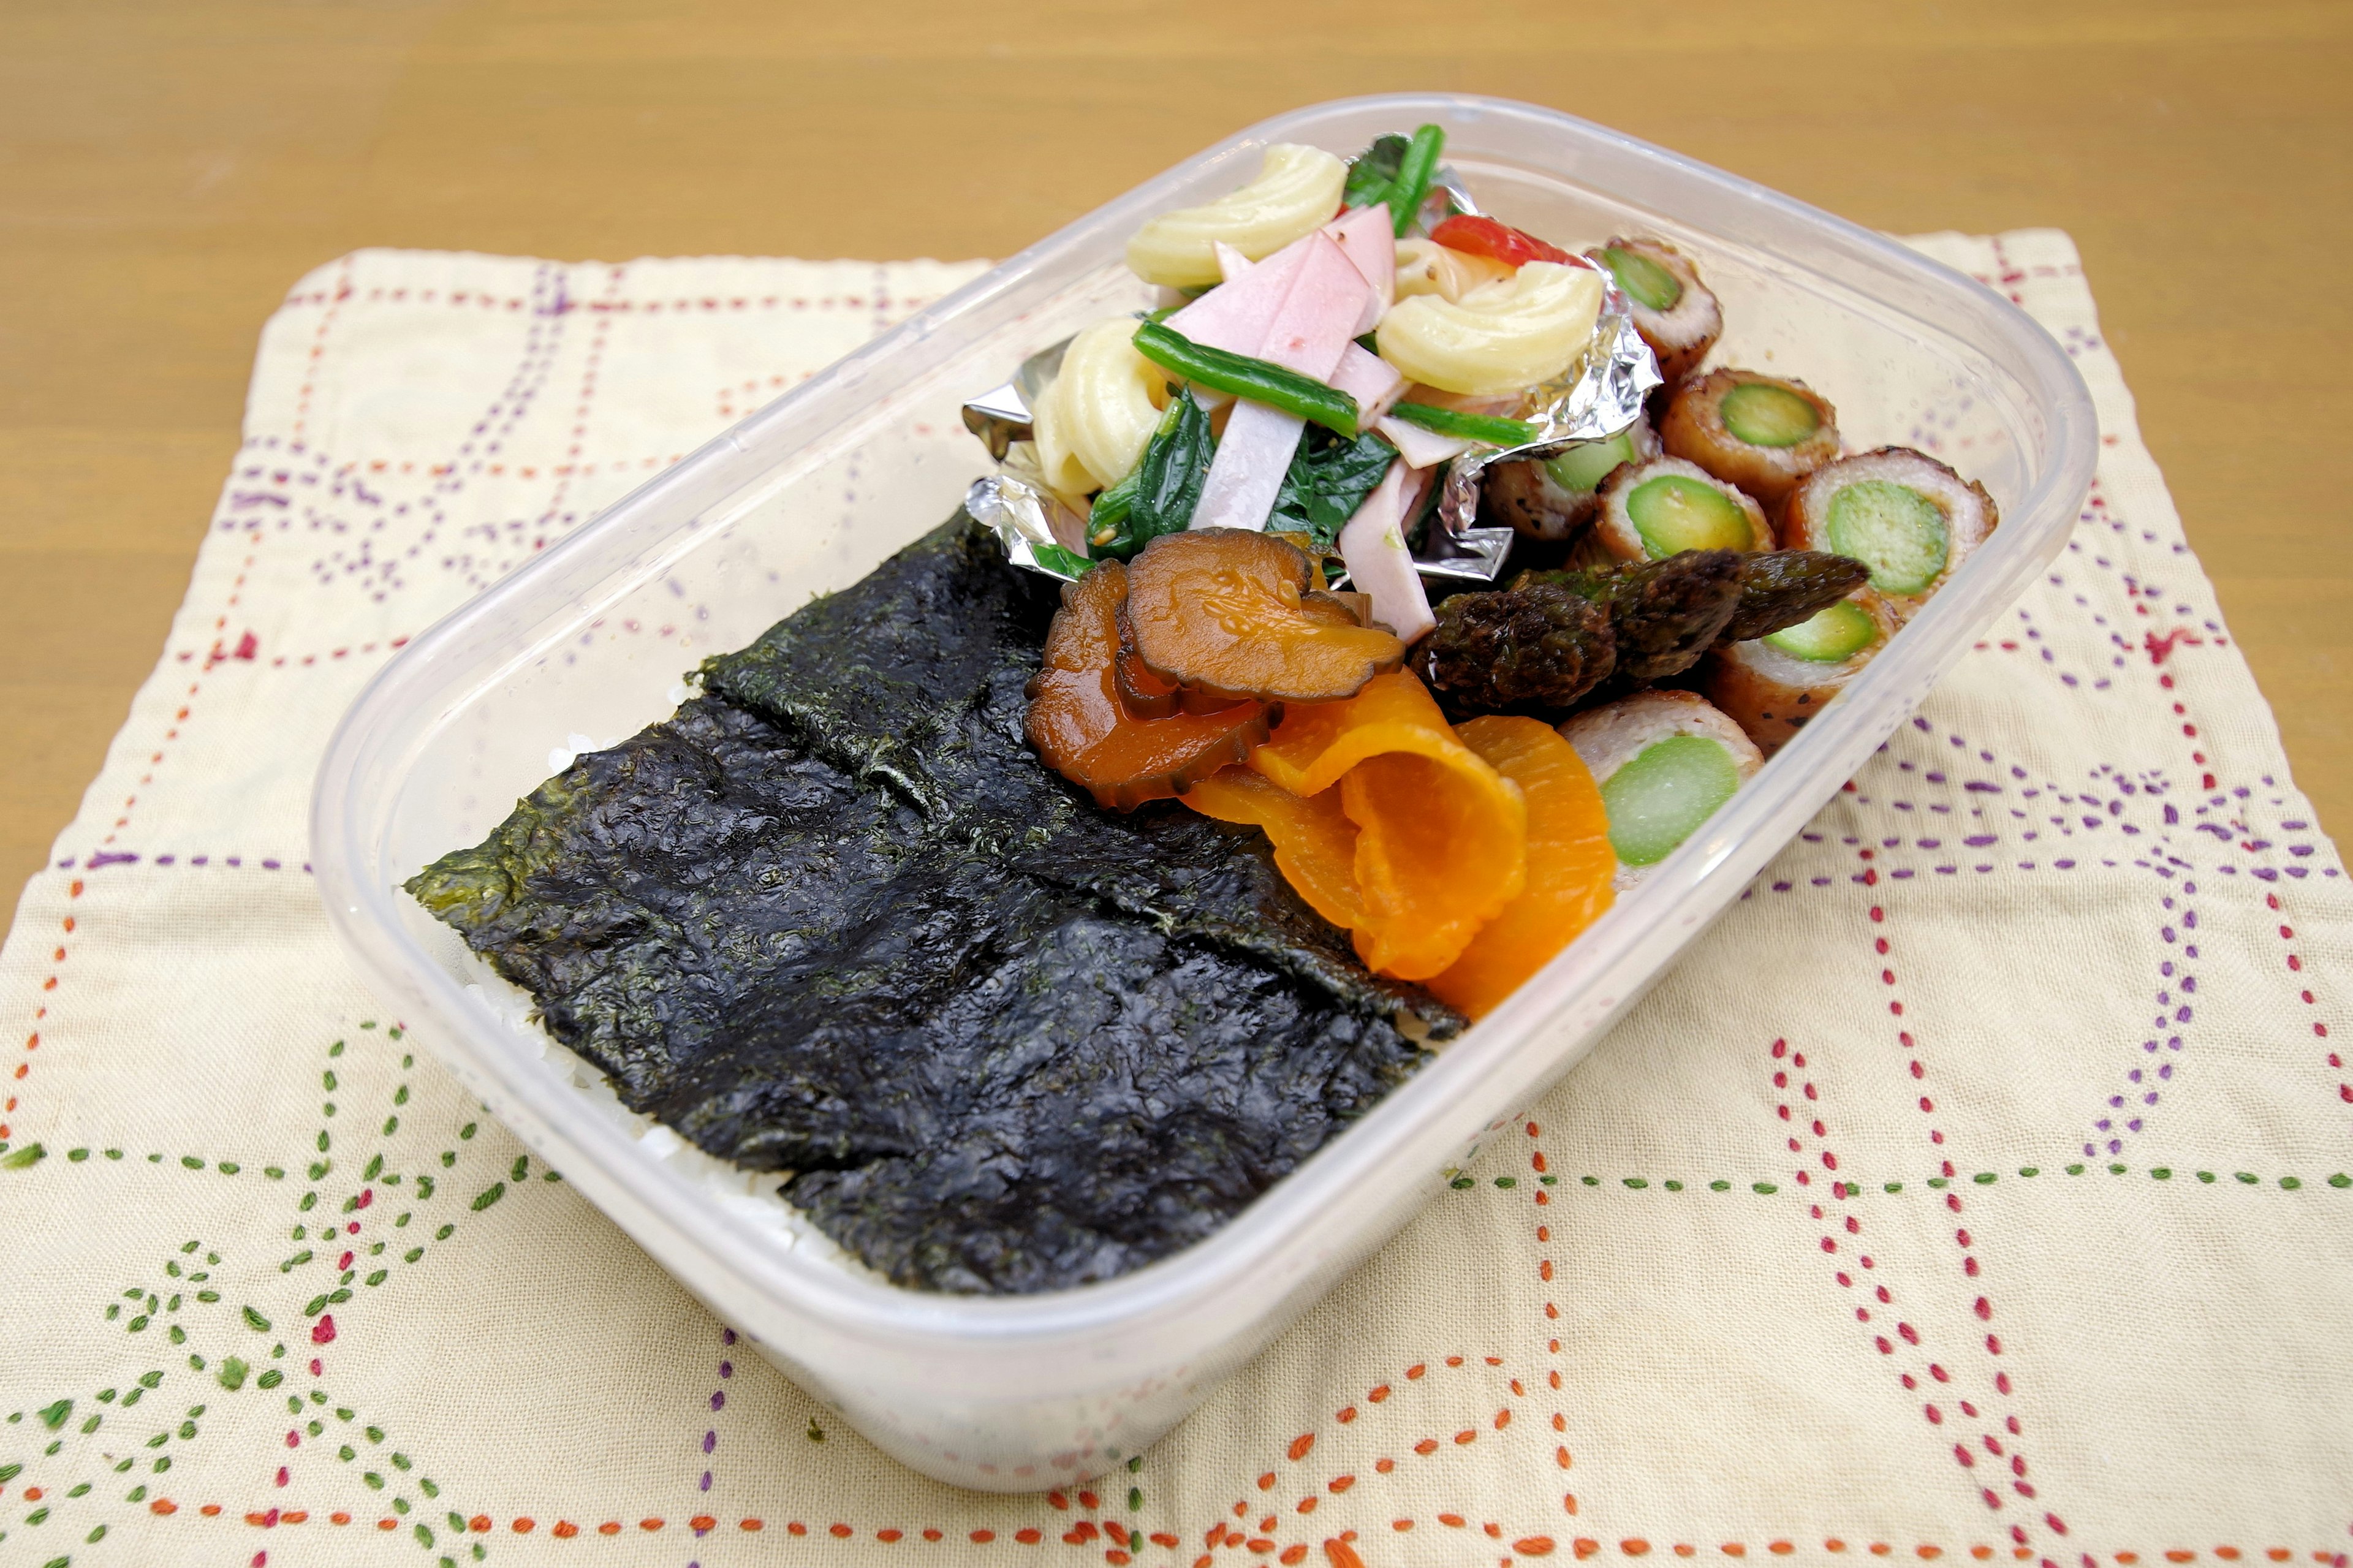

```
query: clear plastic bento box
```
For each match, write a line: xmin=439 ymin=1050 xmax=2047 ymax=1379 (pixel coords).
xmin=312 ymin=93 xmax=2096 ymax=1491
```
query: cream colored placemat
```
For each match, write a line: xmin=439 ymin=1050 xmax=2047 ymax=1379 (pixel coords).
xmin=1 ymin=233 xmax=2347 ymax=1568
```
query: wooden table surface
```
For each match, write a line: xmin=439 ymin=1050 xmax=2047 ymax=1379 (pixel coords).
xmin=4 ymin=0 xmax=2349 ymax=900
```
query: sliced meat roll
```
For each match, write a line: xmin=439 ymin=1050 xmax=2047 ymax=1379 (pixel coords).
xmin=1704 ymin=586 xmax=1899 ymax=754
xmin=1590 ymin=455 xmax=1773 ymax=564
xmin=1781 ymin=447 xmax=1999 ymax=616
xmin=1559 ymin=689 xmax=1764 ymax=884
xmin=1661 ymin=368 xmax=1842 ymax=513
xmin=1482 ymin=416 xmax=1659 ymax=542
xmin=1588 ymin=237 xmax=1722 ymax=384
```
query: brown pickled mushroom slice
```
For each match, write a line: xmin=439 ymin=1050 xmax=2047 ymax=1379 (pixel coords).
xmin=1113 ymin=642 xmax=1181 ymax=719
xmin=1025 ymin=561 xmax=1275 ymax=811
xmin=1125 ymin=528 xmax=1406 ymax=705
xmin=1661 ymin=368 xmax=1843 ymax=513
xmin=1302 ymin=589 xmax=1376 ymax=629
xmin=1590 ymin=455 xmax=1773 ymax=565
xmin=1482 ymin=415 xmax=1661 ymax=543
xmin=1112 ymin=600 xmax=1246 ymax=721
xmin=1588 ymin=237 xmax=1722 ymax=384
xmin=1705 ymin=585 xmax=1900 ymax=754
xmin=1781 ymin=447 xmax=1999 ymax=616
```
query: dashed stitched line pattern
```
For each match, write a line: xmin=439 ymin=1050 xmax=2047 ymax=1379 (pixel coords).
xmin=0 ymin=878 xmax=79 ymax=1143
xmin=50 ymin=851 xmax=311 ymax=874
xmin=694 ymin=1323 xmax=735 ymax=1526
xmin=1441 ymin=1165 xmax=2348 ymax=1197
xmin=1860 ymin=882 xmax=2052 ymax=1537
xmin=75 ymin=1502 xmax=2353 ymax=1568
xmin=2265 ymin=888 xmax=2349 ymax=1107
xmin=1761 ymin=1022 xmax=2058 ymax=1550
xmin=535 ymin=266 xmax=626 ymax=534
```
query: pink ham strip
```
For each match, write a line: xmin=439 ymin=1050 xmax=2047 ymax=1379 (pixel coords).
xmin=1321 ymin=205 xmax=1396 ymax=336
xmin=1167 ymin=238 xmax=1306 ymax=415
xmin=1252 ymin=232 xmax=1367 ymax=377
xmin=1189 ymin=232 xmax=1371 ymax=531
xmin=1330 ymin=344 xmax=1405 ymax=426
xmin=1213 ymin=240 xmax=1254 ymax=282
xmin=1188 ymin=398 xmax=1306 ymax=532
xmin=1338 ymin=461 xmax=1436 ymax=643
xmin=1162 ymin=240 xmax=1307 ymax=355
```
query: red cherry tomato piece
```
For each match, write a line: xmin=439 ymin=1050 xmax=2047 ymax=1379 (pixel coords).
xmin=1428 ymin=214 xmax=1574 ymax=268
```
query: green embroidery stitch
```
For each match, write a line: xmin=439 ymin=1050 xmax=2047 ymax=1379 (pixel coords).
xmin=1498 ymin=1163 xmax=2349 ymax=1194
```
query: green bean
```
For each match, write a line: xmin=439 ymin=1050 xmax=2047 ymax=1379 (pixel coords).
xmin=1088 ymin=469 xmax=1138 ymax=545
xmin=1386 ymin=124 xmax=1446 ymax=238
xmin=1131 ymin=322 xmax=1360 ymax=437
xmin=1387 ymin=401 xmax=1537 ymax=447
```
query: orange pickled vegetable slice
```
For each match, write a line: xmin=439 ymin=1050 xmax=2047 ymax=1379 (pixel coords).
xmin=1126 ymin=528 xmax=1404 ymax=703
xmin=1251 ymin=672 xmax=1527 ymax=981
xmin=1341 ymin=751 xmax=1525 ymax=979
xmin=1252 ymin=670 xmax=1478 ymax=796
xmin=1182 ymin=767 xmax=1365 ymax=931
xmin=1025 ymin=561 xmax=1274 ymax=811
xmin=1427 ymin=717 xmax=1616 ymax=1020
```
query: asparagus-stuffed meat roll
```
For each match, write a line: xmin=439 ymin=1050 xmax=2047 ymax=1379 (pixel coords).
xmin=1705 ymin=586 xmax=1898 ymax=754
xmin=1560 ymin=689 xmax=1764 ymax=883
xmin=1781 ymin=447 xmax=1999 ymax=615
xmin=1660 ymin=368 xmax=1842 ymax=512
xmin=1588 ymin=237 xmax=1721 ymax=384
xmin=1591 ymin=455 xmax=1773 ymax=564
xmin=1482 ymin=417 xmax=1659 ymax=542
xmin=1719 ymin=550 xmax=1873 ymax=644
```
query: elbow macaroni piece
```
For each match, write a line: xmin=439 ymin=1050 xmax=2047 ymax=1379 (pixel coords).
xmin=1392 ymin=238 xmax=1516 ymax=303
xmin=1375 ymin=261 xmax=1605 ymax=398
xmin=1030 ymin=367 xmax=1101 ymax=501
xmin=1125 ymin=144 xmax=1349 ymax=289
xmin=1029 ymin=318 xmax=1169 ymax=493
xmin=1026 ymin=371 xmax=1098 ymax=501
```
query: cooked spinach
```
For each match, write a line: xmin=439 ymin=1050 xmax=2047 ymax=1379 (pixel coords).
xmin=1090 ymin=392 xmax=1216 ymax=559
xmin=1343 ymin=133 xmax=1411 ymax=210
xmin=1269 ymin=426 xmax=1399 ymax=550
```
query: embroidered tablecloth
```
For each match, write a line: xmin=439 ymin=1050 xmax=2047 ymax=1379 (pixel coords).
xmin=1 ymin=232 xmax=2347 ymax=1568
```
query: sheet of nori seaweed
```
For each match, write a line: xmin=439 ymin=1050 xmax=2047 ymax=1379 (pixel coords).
xmin=408 ymin=512 xmax=1459 ymax=1295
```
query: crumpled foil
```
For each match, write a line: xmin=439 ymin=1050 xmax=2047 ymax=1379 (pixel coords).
xmin=1428 ymin=162 xmax=1481 ymax=223
xmin=960 ymin=338 xmax=1066 ymax=464
xmin=1433 ymin=271 xmax=1663 ymax=539
xmin=964 ymin=440 xmax=1091 ymax=584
